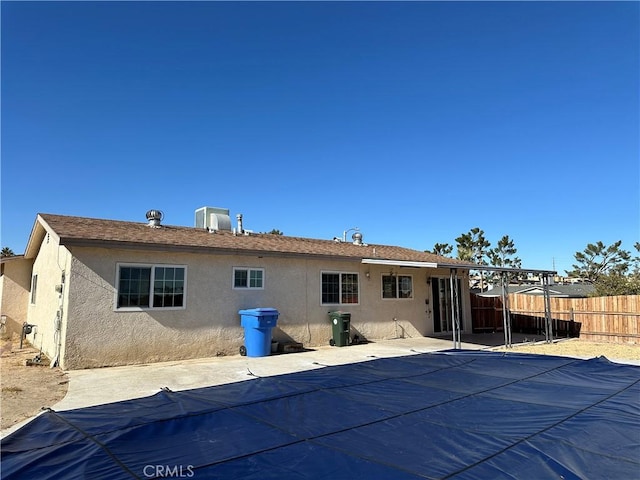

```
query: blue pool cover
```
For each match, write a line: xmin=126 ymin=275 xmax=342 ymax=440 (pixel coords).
xmin=2 ymin=350 xmax=639 ymax=479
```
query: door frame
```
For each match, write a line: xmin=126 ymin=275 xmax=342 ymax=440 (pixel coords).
xmin=431 ymin=276 xmax=463 ymax=334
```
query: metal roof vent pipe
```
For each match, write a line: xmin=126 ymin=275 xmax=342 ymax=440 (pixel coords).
xmin=146 ymin=210 xmax=163 ymax=228
xmin=352 ymin=232 xmax=364 ymax=245
xmin=236 ymin=213 xmax=244 ymax=235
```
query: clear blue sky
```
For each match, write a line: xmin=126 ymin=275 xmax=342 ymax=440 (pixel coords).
xmin=2 ymin=1 xmax=638 ymax=275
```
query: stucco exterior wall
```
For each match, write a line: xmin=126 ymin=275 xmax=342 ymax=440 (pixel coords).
xmin=0 ymin=257 xmax=33 ymax=335
xmin=23 ymin=235 xmax=71 ymax=366
xmin=59 ymin=246 xmax=471 ymax=369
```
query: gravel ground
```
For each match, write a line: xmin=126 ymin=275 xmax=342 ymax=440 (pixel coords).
xmin=1 ymin=334 xmax=69 ymax=431
xmin=493 ymin=338 xmax=640 ymax=361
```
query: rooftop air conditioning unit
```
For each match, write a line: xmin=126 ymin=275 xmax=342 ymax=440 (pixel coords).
xmin=195 ymin=207 xmax=232 ymax=232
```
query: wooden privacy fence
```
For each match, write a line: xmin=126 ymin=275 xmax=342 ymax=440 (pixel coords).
xmin=470 ymin=294 xmax=640 ymax=344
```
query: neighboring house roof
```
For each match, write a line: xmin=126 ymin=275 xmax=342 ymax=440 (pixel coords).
xmin=25 ymin=213 xmax=475 ymax=268
xmin=0 ymin=255 xmax=26 ymax=264
xmin=474 ymin=284 xmax=595 ymax=298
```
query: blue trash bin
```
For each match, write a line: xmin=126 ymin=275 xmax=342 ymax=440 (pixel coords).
xmin=239 ymin=308 xmax=279 ymax=357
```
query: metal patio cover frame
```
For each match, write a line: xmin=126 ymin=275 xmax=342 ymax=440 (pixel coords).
xmin=362 ymin=259 xmax=558 ymax=349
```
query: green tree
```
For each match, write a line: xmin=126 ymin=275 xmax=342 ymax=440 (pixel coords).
xmin=487 ymin=235 xmax=521 ymax=269
xmin=455 ymin=227 xmax=490 ymax=264
xmin=591 ymin=273 xmax=640 ymax=296
xmin=428 ymin=243 xmax=453 ymax=257
xmin=456 ymin=227 xmax=490 ymax=290
xmin=632 ymin=242 xmax=640 ymax=275
xmin=1 ymin=247 xmax=15 ymax=257
xmin=566 ymin=240 xmax=631 ymax=282
xmin=487 ymin=235 xmax=522 ymax=284
xmin=263 ymin=229 xmax=283 ymax=235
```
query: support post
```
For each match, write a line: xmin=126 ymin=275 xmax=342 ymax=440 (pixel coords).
xmin=542 ymin=274 xmax=553 ymax=343
xmin=450 ymin=269 xmax=461 ymax=349
xmin=500 ymin=272 xmax=512 ymax=348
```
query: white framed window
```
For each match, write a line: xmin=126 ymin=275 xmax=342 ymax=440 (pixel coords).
xmin=321 ymin=271 xmax=359 ymax=305
xmin=116 ymin=264 xmax=186 ymax=310
xmin=382 ymin=275 xmax=413 ymax=299
xmin=233 ymin=267 xmax=264 ymax=289
xmin=30 ymin=274 xmax=38 ymax=305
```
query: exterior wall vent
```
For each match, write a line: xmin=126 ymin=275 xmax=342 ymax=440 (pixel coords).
xmin=195 ymin=207 xmax=232 ymax=232
xmin=146 ymin=210 xmax=163 ymax=228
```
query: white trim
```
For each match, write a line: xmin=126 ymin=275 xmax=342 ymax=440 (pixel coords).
xmin=381 ymin=274 xmax=414 ymax=300
xmin=232 ymin=267 xmax=265 ymax=290
xmin=320 ymin=270 xmax=360 ymax=306
xmin=362 ymin=259 xmax=438 ymax=268
xmin=30 ymin=274 xmax=38 ymax=305
xmin=362 ymin=258 xmax=557 ymax=276
xmin=114 ymin=263 xmax=187 ymax=311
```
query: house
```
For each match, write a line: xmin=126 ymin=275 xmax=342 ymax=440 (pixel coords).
xmin=473 ymin=283 xmax=595 ymax=298
xmin=0 ymin=255 xmax=31 ymax=336
xmin=0 ymin=208 xmax=476 ymax=369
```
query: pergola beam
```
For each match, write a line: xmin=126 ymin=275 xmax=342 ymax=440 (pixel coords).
xmin=361 ymin=258 xmax=557 ymax=349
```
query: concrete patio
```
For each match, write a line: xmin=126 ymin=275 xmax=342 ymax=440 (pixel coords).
xmin=1 ymin=333 xmax=537 ymax=439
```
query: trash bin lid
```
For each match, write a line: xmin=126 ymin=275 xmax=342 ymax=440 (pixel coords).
xmin=239 ymin=308 xmax=279 ymax=316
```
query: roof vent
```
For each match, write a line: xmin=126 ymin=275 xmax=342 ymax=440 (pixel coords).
xmin=195 ymin=207 xmax=231 ymax=232
xmin=236 ymin=213 xmax=244 ymax=235
xmin=146 ymin=210 xmax=163 ymax=228
xmin=352 ymin=232 xmax=364 ymax=245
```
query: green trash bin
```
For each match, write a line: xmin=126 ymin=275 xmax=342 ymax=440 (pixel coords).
xmin=328 ymin=311 xmax=351 ymax=347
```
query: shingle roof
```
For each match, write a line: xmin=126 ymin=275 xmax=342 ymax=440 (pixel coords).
xmin=34 ymin=213 xmax=472 ymax=266
xmin=474 ymin=284 xmax=595 ymax=298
